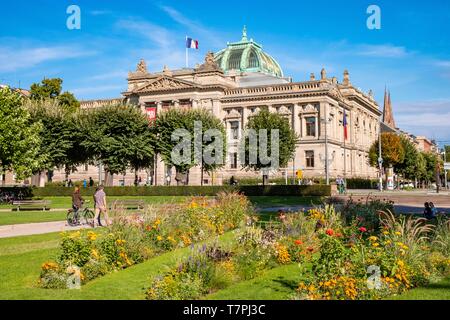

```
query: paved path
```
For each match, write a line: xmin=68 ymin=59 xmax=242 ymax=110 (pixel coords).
xmin=0 ymin=220 xmax=109 ymax=239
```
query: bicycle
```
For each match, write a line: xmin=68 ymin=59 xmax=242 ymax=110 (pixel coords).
xmin=67 ymin=200 xmax=95 ymax=227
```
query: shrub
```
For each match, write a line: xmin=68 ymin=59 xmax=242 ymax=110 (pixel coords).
xmin=17 ymin=184 xmax=331 ymax=197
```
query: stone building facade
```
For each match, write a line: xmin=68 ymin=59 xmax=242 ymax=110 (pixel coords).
xmin=40 ymin=29 xmax=382 ymax=186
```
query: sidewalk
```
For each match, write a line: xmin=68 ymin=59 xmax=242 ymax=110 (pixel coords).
xmin=0 ymin=220 xmax=103 ymax=239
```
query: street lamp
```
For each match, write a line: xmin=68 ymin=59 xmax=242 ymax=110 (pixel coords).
xmin=378 ymin=118 xmax=383 ymax=192
xmin=320 ymin=116 xmax=332 ymax=185
xmin=442 ymin=149 xmax=448 ymax=190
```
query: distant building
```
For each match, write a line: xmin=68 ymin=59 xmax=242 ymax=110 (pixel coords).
xmin=45 ymin=27 xmax=382 ymax=186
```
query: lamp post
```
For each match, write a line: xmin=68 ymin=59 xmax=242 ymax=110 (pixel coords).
xmin=442 ymin=149 xmax=448 ymax=190
xmin=378 ymin=118 xmax=383 ymax=192
xmin=321 ymin=116 xmax=332 ymax=185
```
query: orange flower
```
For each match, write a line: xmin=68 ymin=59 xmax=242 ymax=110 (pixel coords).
xmin=325 ymin=229 xmax=334 ymax=236
xmin=294 ymin=239 xmax=303 ymax=245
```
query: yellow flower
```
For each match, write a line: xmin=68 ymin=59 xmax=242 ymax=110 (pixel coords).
xmin=91 ymin=249 xmax=99 ymax=259
xmin=372 ymin=242 xmax=380 ymax=247
xmin=87 ymin=231 xmax=97 ymax=241
xmin=368 ymin=236 xmax=378 ymax=242
xmin=42 ymin=262 xmax=58 ymax=271
xmin=116 ymin=239 xmax=126 ymax=246
xmin=157 ymin=235 xmax=163 ymax=241
xmin=395 ymin=231 xmax=401 ymax=236
xmin=383 ymin=231 xmax=389 ymax=235
xmin=384 ymin=240 xmax=392 ymax=245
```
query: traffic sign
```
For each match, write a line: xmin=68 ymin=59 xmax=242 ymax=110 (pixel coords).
xmin=296 ymin=170 xmax=303 ymax=179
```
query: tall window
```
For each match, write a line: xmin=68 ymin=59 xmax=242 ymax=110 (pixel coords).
xmin=305 ymin=150 xmax=315 ymax=168
xmin=230 ymin=152 xmax=238 ymax=169
xmin=230 ymin=121 xmax=240 ymax=140
xmin=305 ymin=117 xmax=316 ymax=136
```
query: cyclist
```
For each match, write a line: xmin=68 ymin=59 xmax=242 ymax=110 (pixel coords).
xmin=72 ymin=186 xmax=84 ymax=225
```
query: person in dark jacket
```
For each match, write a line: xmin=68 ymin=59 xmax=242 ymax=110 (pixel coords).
xmin=72 ymin=186 xmax=84 ymax=224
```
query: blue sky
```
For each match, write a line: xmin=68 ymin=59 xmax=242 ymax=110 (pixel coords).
xmin=1 ymin=0 xmax=450 ymax=145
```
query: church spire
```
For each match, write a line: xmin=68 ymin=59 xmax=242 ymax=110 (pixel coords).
xmin=241 ymin=25 xmax=248 ymax=42
xmin=383 ymin=88 xmax=396 ymax=128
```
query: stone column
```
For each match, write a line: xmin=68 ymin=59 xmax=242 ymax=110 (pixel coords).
xmin=242 ymin=107 xmax=250 ymax=130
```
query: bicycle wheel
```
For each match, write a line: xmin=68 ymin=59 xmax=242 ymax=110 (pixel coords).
xmin=67 ymin=210 xmax=77 ymax=226
xmin=83 ymin=209 xmax=95 ymax=226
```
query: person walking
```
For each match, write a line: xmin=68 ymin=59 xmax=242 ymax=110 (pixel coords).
xmin=83 ymin=179 xmax=87 ymax=188
xmin=93 ymin=185 xmax=110 ymax=227
xmin=89 ymin=177 xmax=94 ymax=187
xmin=71 ymin=186 xmax=83 ymax=225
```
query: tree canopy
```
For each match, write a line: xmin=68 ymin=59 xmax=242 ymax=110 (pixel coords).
xmin=369 ymin=132 xmax=405 ymax=168
xmin=240 ymin=109 xmax=298 ymax=185
xmin=0 ymin=87 xmax=43 ymax=181
xmin=151 ymin=108 xmax=226 ymax=185
xmin=81 ymin=104 xmax=155 ymax=185
xmin=30 ymin=78 xmax=80 ymax=111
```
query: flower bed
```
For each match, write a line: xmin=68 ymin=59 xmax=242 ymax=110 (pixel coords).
xmin=145 ymin=199 xmax=449 ymax=300
xmin=39 ymin=192 xmax=254 ymax=288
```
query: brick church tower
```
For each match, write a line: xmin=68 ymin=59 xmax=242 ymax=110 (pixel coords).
xmin=383 ymin=88 xmax=396 ymax=129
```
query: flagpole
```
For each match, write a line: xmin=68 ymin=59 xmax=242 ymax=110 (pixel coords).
xmin=185 ymin=36 xmax=188 ymax=68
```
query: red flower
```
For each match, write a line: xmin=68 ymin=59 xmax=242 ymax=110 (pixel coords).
xmin=145 ymin=225 xmax=152 ymax=231
xmin=325 ymin=229 xmax=334 ymax=236
xmin=359 ymin=227 xmax=367 ymax=233
xmin=294 ymin=239 xmax=303 ymax=245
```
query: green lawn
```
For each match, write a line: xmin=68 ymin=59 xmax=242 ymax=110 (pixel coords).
xmin=389 ymin=278 xmax=450 ymax=300
xmin=0 ymin=230 xmax=236 ymax=300
xmin=1 ymin=231 xmax=448 ymax=300
xmin=206 ymin=264 xmax=305 ymax=300
xmin=248 ymin=196 xmax=322 ymax=208
xmin=0 ymin=211 xmax=67 ymax=226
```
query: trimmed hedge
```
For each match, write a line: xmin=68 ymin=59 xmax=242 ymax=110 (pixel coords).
xmin=0 ymin=185 xmax=331 ymax=197
xmin=346 ymin=178 xmax=378 ymax=190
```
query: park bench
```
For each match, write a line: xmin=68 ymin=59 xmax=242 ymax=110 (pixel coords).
xmin=110 ymin=199 xmax=145 ymax=211
xmin=12 ymin=200 xmax=52 ymax=211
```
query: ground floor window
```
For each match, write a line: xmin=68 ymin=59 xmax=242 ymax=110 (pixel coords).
xmin=305 ymin=150 xmax=315 ymax=168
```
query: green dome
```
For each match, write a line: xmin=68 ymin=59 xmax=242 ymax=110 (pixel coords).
xmin=214 ymin=26 xmax=284 ymax=78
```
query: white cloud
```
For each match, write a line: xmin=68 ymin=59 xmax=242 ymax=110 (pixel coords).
xmin=395 ymin=99 xmax=450 ymax=141
xmin=72 ymin=84 xmax=124 ymax=97
xmin=355 ymin=44 xmax=409 ymax=58
xmin=116 ymin=19 xmax=173 ymax=49
xmin=159 ymin=5 xmax=226 ymax=49
xmin=0 ymin=45 xmax=96 ymax=72
xmin=89 ymin=10 xmax=112 ymax=16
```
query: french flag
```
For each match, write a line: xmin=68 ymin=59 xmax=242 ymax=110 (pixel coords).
xmin=186 ymin=37 xmax=199 ymax=49
xmin=343 ymin=109 xmax=348 ymax=140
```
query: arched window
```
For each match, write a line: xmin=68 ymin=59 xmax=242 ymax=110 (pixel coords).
xmin=248 ymin=50 xmax=259 ymax=68
xmin=227 ymin=49 xmax=244 ymax=70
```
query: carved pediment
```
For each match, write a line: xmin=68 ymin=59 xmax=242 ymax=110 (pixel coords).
xmin=225 ymin=109 xmax=241 ymax=119
xmin=277 ymin=105 xmax=292 ymax=115
xmin=303 ymin=103 xmax=317 ymax=113
xmin=133 ymin=76 xmax=194 ymax=93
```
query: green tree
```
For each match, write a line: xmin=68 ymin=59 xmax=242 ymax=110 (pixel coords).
xmin=369 ymin=132 xmax=405 ymax=168
xmin=240 ymin=109 xmax=299 ymax=185
xmin=394 ymin=136 xmax=420 ymax=181
xmin=30 ymin=78 xmax=62 ymax=100
xmin=0 ymin=86 xmax=43 ymax=184
xmin=30 ymin=78 xmax=80 ymax=111
xmin=421 ymin=152 xmax=442 ymax=186
xmin=81 ymin=104 xmax=155 ymax=186
xmin=151 ymin=108 xmax=226 ymax=185
xmin=25 ymin=99 xmax=85 ymax=181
